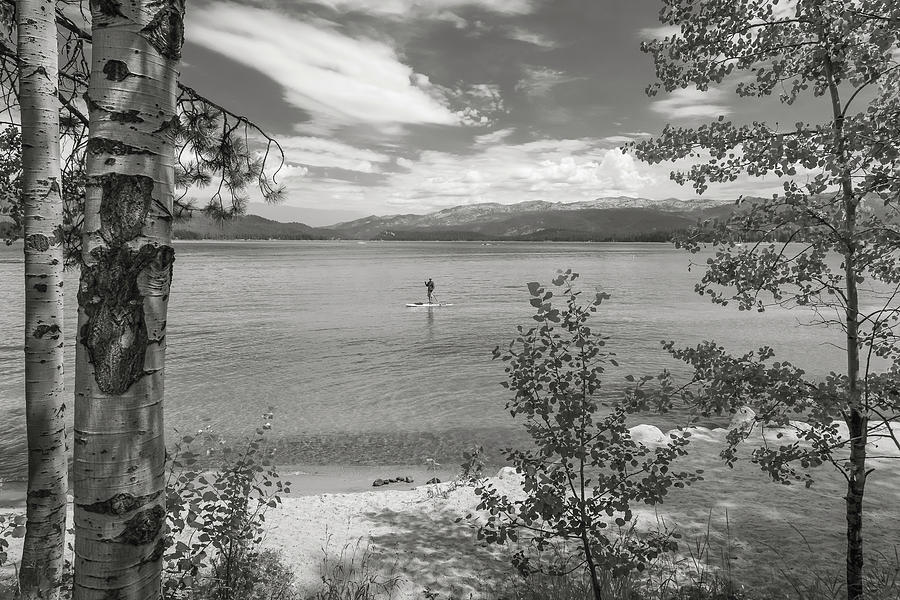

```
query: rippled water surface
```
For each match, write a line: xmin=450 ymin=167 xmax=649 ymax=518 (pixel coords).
xmin=0 ymin=240 xmax=854 ymax=479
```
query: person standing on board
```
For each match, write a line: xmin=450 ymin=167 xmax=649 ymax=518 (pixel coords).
xmin=425 ymin=278 xmax=435 ymax=303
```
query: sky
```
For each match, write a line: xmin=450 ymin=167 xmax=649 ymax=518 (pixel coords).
xmin=180 ymin=0 xmax=801 ymax=218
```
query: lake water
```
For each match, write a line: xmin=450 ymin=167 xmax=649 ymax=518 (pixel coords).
xmin=0 ymin=241 xmax=857 ymax=481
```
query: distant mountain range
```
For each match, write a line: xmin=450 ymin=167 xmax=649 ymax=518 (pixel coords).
xmin=330 ymin=197 xmax=736 ymax=241
xmin=172 ymin=196 xmax=741 ymax=242
xmin=245 ymin=202 xmax=367 ymax=227
xmin=173 ymin=213 xmax=336 ymax=240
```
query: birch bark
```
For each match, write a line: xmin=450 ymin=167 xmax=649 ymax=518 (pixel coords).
xmin=17 ymin=0 xmax=68 ymax=597
xmin=73 ymin=1 xmax=182 ymax=598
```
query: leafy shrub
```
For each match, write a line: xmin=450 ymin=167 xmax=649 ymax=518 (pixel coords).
xmin=186 ymin=549 xmax=298 ymax=600
xmin=164 ymin=409 xmax=291 ymax=600
xmin=424 ymin=445 xmax=485 ymax=500
xmin=0 ymin=511 xmax=25 ymax=570
xmin=490 ymin=569 xmax=622 ymax=600
xmin=478 ymin=271 xmax=702 ymax=600
xmin=458 ymin=445 xmax=485 ymax=485
xmin=0 ymin=478 xmax=26 ymax=598
xmin=424 ymin=457 xmax=441 ymax=481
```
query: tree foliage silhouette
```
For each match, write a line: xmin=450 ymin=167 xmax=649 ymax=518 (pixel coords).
xmin=630 ymin=3 xmax=900 ymax=598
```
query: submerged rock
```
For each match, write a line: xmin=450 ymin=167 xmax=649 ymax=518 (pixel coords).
xmin=628 ymin=424 xmax=666 ymax=446
xmin=729 ymin=406 xmax=757 ymax=432
xmin=496 ymin=466 xmax=519 ymax=480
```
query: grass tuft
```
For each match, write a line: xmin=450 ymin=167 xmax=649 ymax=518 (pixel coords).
xmin=306 ymin=537 xmax=401 ymax=600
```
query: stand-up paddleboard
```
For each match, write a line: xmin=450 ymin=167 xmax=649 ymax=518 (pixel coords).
xmin=405 ymin=302 xmax=453 ymax=307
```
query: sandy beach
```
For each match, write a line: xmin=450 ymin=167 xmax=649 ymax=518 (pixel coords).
xmin=3 ymin=421 xmax=899 ymax=599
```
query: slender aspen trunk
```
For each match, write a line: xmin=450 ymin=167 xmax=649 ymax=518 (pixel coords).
xmin=845 ymin=410 xmax=867 ymax=600
xmin=582 ymin=526 xmax=602 ymax=600
xmin=823 ymin=52 xmax=867 ymax=600
xmin=17 ymin=0 xmax=69 ymax=597
xmin=577 ymin=383 xmax=602 ymax=600
xmin=72 ymin=1 xmax=182 ymax=598
xmin=843 ymin=188 xmax=866 ymax=600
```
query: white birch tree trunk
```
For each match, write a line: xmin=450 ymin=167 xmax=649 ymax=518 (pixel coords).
xmin=73 ymin=1 xmax=182 ymax=598
xmin=17 ymin=0 xmax=68 ymax=597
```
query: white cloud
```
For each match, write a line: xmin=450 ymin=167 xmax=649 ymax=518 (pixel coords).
xmin=596 ymin=151 xmax=656 ymax=190
xmin=434 ymin=11 xmax=468 ymax=28
xmin=516 ymin=66 xmax=582 ymax=96
xmin=373 ymin=139 xmax=661 ymax=210
xmin=638 ymin=25 xmax=679 ymax=40
xmin=306 ymin=0 xmax=535 ymax=18
xmin=772 ymin=0 xmax=798 ymax=20
xmin=270 ymin=136 xmax=799 ymax=214
xmin=455 ymin=84 xmax=506 ymax=126
xmin=278 ymin=136 xmax=391 ymax=173
xmin=187 ymin=3 xmax=464 ymax=131
xmin=475 ymin=128 xmax=516 ymax=145
xmin=600 ymin=132 xmax=654 ymax=145
xmin=514 ymin=152 xmax=654 ymax=191
xmin=515 ymin=138 xmax=593 ymax=153
xmin=375 ymin=141 xmax=797 ymax=213
xmin=601 ymin=135 xmax=638 ymax=145
xmin=414 ymin=78 xmax=506 ymax=127
xmin=286 ymin=177 xmax=373 ymax=209
xmin=277 ymin=163 xmax=310 ymax=180
xmin=507 ymin=27 xmax=557 ymax=48
xmin=650 ymin=88 xmax=731 ymax=120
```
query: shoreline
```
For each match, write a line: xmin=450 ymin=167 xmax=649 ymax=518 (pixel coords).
xmin=0 ymin=463 xmax=465 ymax=509
xmin=276 ymin=463 xmax=464 ymax=496
xmin=0 ymin=422 xmax=683 ymax=508
xmin=2 ymin=420 xmax=899 ymax=599
xmin=4 ymin=416 xmax=896 ymax=509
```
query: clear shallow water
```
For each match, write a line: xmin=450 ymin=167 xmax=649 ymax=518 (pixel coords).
xmin=0 ymin=240 xmax=853 ymax=480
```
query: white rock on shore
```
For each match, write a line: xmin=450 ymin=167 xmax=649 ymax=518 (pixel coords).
xmin=628 ymin=424 xmax=667 ymax=446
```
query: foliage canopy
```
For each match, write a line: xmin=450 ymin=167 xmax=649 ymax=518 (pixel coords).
xmin=629 ymin=2 xmax=900 ymax=599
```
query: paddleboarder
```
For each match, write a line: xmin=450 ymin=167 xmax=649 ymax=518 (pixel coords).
xmin=425 ymin=278 xmax=435 ymax=303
